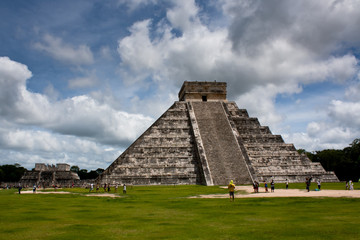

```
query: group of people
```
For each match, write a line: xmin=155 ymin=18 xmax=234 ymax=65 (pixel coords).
xmin=254 ymin=180 xmax=275 ymax=193
xmin=305 ymin=177 xmax=322 ymax=192
xmin=346 ymin=180 xmax=354 ymax=190
xmin=228 ymin=179 xmax=277 ymax=201
xmin=89 ymin=183 xmax=127 ymax=194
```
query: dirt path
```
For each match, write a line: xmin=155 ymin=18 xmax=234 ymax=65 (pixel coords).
xmin=190 ymin=186 xmax=360 ymax=198
xmin=20 ymin=190 xmax=120 ymax=198
xmin=20 ymin=187 xmax=360 ymax=199
xmin=21 ymin=191 xmax=71 ymax=194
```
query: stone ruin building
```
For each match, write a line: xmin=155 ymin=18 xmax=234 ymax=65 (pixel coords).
xmin=20 ymin=163 xmax=80 ymax=187
xmin=97 ymin=81 xmax=338 ymax=186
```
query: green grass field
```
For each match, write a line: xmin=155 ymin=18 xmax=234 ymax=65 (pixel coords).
xmin=1 ymin=183 xmax=359 ymax=240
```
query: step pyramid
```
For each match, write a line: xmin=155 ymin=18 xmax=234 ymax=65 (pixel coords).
xmin=97 ymin=81 xmax=338 ymax=185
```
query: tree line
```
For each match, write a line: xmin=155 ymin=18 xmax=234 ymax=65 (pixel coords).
xmin=298 ymin=138 xmax=360 ymax=181
xmin=69 ymin=166 xmax=104 ymax=180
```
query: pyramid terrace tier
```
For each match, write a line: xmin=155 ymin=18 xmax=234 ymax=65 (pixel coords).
xmin=140 ymin=136 xmax=193 ymax=146
xmin=103 ymin=174 xmax=198 ymax=185
xmin=239 ymin=134 xmax=284 ymax=143
xmin=243 ymin=143 xmax=297 ymax=151
xmin=119 ymin=156 xmax=196 ymax=164
xmin=235 ymin=125 xmax=272 ymax=134
xmin=249 ymin=157 xmax=311 ymax=166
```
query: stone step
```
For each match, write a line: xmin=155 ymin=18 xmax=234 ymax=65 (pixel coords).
xmin=244 ymin=143 xmax=296 ymax=151
xmin=232 ymin=117 xmax=260 ymax=125
xmin=127 ymin=152 xmax=193 ymax=158
xmin=130 ymin=146 xmax=193 ymax=154
xmin=255 ymin=165 xmax=326 ymax=174
xmin=152 ymin=120 xmax=190 ymax=128
xmin=120 ymin=156 xmax=195 ymax=163
xmin=104 ymin=175 xmax=198 ymax=185
xmin=141 ymin=136 xmax=193 ymax=145
xmin=114 ymin=168 xmax=197 ymax=176
xmin=224 ymin=103 xmax=249 ymax=117
xmin=148 ymin=128 xmax=192 ymax=136
xmin=236 ymin=126 xmax=272 ymax=134
xmin=247 ymin=150 xmax=299 ymax=157
xmin=240 ymin=134 xmax=284 ymax=143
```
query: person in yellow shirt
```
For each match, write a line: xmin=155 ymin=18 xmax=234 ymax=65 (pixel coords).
xmin=228 ymin=180 xmax=235 ymax=201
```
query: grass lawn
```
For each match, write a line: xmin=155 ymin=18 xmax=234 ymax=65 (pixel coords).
xmin=1 ymin=184 xmax=360 ymax=240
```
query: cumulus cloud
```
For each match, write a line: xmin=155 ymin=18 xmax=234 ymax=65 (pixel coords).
xmin=0 ymin=57 xmax=153 ymax=147
xmin=68 ymin=76 xmax=98 ymax=89
xmin=345 ymin=82 xmax=360 ymax=101
xmin=117 ymin=0 xmax=359 ymax=92
xmin=328 ymin=100 xmax=360 ymax=128
xmin=34 ymin=34 xmax=94 ymax=65
xmin=117 ymin=0 xmax=158 ymax=12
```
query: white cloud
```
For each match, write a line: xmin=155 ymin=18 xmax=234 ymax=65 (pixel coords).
xmin=166 ymin=0 xmax=200 ymax=32
xmin=328 ymin=100 xmax=360 ymax=128
xmin=68 ymin=76 xmax=98 ymax=89
xmin=34 ymin=34 xmax=94 ymax=65
xmin=345 ymin=82 xmax=360 ymax=101
xmin=99 ymin=46 xmax=113 ymax=60
xmin=0 ymin=57 xmax=153 ymax=147
xmin=117 ymin=0 xmax=158 ymax=11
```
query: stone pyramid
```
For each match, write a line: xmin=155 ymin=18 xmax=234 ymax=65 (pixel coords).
xmin=98 ymin=81 xmax=338 ymax=186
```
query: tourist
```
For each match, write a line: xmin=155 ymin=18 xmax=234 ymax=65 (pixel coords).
xmin=107 ymin=184 xmax=111 ymax=192
xmin=271 ymin=180 xmax=275 ymax=192
xmin=306 ymin=177 xmax=312 ymax=192
xmin=33 ymin=184 xmax=36 ymax=193
xmin=317 ymin=179 xmax=321 ymax=190
xmin=253 ymin=181 xmax=259 ymax=193
xmin=89 ymin=183 xmax=94 ymax=192
xmin=346 ymin=181 xmax=349 ymax=190
xmin=228 ymin=180 xmax=235 ymax=201
xmin=18 ymin=185 xmax=22 ymax=194
xmin=104 ymin=183 xmax=107 ymax=192
xmin=123 ymin=184 xmax=127 ymax=194
xmin=96 ymin=184 xmax=99 ymax=192
xmin=349 ymin=180 xmax=354 ymax=190
xmin=115 ymin=183 xmax=118 ymax=192
xmin=264 ymin=182 xmax=268 ymax=193
xmin=285 ymin=179 xmax=289 ymax=190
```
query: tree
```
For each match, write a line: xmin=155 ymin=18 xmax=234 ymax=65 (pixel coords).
xmin=78 ymin=169 xmax=88 ymax=180
xmin=306 ymin=139 xmax=360 ymax=181
xmin=87 ymin=170 xmax=99 ymax=179
xmin=0 ymin=164 xmax=26 ymax=182
xmin=70 ymin=165 xmax=80 ymax=173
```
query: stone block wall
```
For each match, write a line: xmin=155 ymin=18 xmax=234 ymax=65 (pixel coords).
xmin=97 ymin=102 xmax=204 ymax=186
xmin=224 ymin=101 xmax=339 ymax=183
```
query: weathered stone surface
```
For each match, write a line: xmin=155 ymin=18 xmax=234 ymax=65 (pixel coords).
xmin=98 ymin=81 xmax=338 ymax=185
xmin=20 ymin=163 xmax=80 ymax=187
xmin=190 ymin=101 xmax=253 ymax=185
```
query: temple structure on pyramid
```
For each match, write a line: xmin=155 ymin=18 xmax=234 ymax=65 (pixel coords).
xmin=97 ymin=81 xmax=338 ymax=186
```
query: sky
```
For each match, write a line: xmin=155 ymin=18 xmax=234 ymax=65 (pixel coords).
xmin=1 ymin=0 xmax=360 ymax=170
